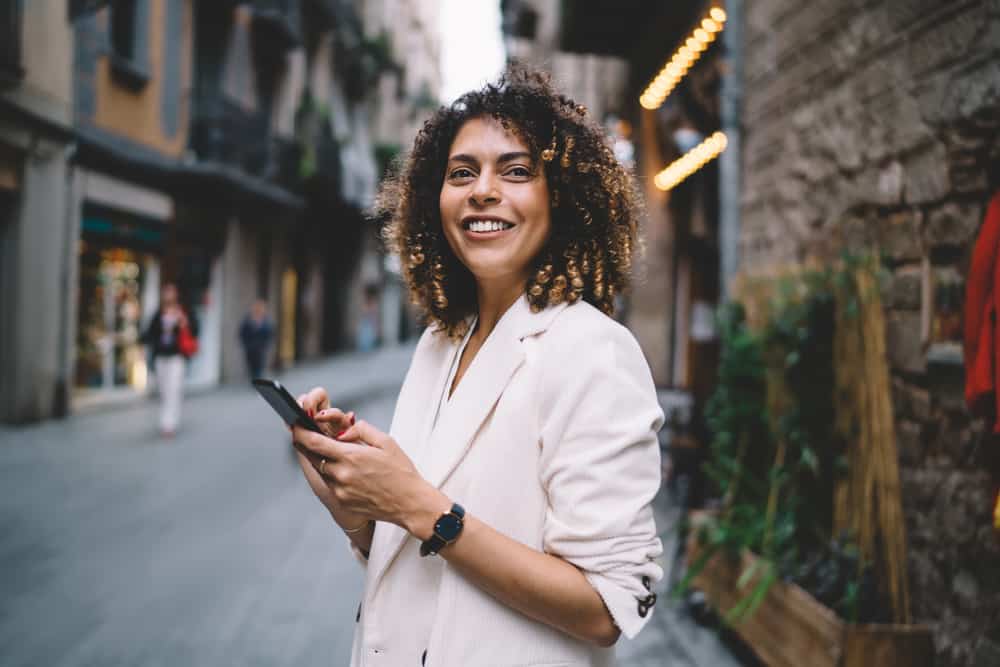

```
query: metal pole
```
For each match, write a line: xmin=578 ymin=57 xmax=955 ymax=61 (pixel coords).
xmin=718 ymin=0 xmax=743 ymax=300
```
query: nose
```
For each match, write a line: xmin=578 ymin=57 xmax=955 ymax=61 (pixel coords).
xmin=469 ymin=172 xmax=500 ymax=207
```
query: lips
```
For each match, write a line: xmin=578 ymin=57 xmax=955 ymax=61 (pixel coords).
xmin=461 ymin=217 xmax=516 ymax=234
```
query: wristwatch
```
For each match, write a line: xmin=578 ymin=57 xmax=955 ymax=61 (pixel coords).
xmin=420 ymin=503 xmax=465 ymax=556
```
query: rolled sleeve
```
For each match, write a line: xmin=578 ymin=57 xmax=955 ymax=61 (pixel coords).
xmin=538 ymin=325 xmax=665 ymax=639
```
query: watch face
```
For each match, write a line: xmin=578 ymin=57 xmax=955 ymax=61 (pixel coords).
xmin=435 ymin=513 xmax=462 ymax=541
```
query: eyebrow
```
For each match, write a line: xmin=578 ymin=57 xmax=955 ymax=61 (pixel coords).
xmin=447 ymin=151 xmax=535 ymax=165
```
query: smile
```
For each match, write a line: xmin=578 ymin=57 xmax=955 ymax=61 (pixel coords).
xmin=462 ymin=218 xmax=516 ymax=234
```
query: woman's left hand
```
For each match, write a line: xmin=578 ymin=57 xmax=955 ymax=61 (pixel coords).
xmin=292 ymin=421 xmax=447 ymax=538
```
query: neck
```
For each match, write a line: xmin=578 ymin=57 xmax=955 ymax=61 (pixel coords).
xmin=473 ymin=275 xmax=525 ymax=340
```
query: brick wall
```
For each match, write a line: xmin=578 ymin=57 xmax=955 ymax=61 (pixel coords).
xmin=740 ymin=1 xmax=1000 ymax=664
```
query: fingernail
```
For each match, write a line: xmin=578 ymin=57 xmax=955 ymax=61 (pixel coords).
xmin=336 ymin=430 xmax=346 ymax=438
xmin=350 ymin=413 xmax=356 ymax=425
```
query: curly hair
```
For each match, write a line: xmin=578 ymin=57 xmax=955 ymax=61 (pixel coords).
xmin=377 ymin=66 xmax=642 ymax=339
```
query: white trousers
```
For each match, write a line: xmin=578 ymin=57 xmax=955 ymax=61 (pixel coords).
xmin=155 ymin=355 xmax=186 ymax=432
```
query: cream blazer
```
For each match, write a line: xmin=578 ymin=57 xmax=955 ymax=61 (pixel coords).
xmin=349 ymin=296 xmax=665 ymax=667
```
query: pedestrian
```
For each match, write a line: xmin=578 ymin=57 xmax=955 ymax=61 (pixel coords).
xmin=239 ymin=298 xmax=274 ymax=380
xmin=141 ymin=282 xmax=198 ymax=438
xmin=355 ymin=285 xmax=380 ymax=352
xmin=293 ymin=66 xmax=663 ymax=665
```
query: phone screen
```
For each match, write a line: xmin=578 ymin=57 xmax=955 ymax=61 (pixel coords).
xmin=252 ymin=379 xmax=324 ymax=434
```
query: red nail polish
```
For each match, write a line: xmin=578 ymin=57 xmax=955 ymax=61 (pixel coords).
xmin=336 ymin=430 xmax=346 ymax=438
xmin=350 ymin=414 xmax=356 ymax=425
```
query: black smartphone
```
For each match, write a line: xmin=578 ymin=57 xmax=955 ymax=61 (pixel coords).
xmin=252 ymin=378 xmax=324 ymax=434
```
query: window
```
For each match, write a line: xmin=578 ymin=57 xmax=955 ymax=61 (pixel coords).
xmin=108 ymin=0 xmax=149 ymax=89
xmin=0 ymin=0 xmax=24 ymax=87
xmin=110 ymin=0 xmax=137 ymax=62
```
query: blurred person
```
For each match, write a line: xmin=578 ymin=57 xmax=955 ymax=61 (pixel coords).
xmin=141 ymin=283 xmax=198 ymax=438
xmin=239 ymin=298 xmax=274 ymax=380
xmin=356 ymin=284 xmax=381 ymax=352
xmin=292 ymin=67 xmax=663 ymax=665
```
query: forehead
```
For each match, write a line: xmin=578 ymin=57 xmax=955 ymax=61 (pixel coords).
xmin=448 ymin=117 xmax=532 ymax=158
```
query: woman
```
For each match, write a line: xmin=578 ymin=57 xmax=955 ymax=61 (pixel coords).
xmin=141 ymin=282 xmax=197 ymax=437
xmin=293 ymin=68 xmax=664 ymax=666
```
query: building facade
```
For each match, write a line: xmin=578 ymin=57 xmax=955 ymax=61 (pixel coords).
xmin=0 ymin=1 xmax=79 ymax=422
xmin=0 ymin=0 xmax=419 ymax=423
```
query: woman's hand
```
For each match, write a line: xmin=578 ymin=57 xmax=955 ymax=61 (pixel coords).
xmin=292 ymin=421 xmax=448 ymax=540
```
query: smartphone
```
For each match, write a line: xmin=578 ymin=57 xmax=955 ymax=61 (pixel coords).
xmin=252 ymin=378 xmax=324 ymax=434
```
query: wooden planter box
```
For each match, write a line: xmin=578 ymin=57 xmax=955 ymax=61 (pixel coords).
xmin=686 ymin=527 xmax=933 ymax=666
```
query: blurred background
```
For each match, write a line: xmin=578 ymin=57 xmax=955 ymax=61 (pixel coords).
xmin=1 ymin=1 xmax=998 ymax=666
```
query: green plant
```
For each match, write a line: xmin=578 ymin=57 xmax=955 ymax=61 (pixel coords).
xmin=678 ymin=261 xmax=889 ymax=624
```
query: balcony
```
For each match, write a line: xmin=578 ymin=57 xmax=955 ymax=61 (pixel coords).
xmin=0 ymin=0 xmax=24 ymax=89
xmin=190 ymin=97 xmax=272 ymax=177
xmin=249 ymin=0 xmax=302 ymax=50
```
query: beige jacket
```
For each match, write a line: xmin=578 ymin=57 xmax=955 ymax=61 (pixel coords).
xmin=350 ymin=296 xmax=664 ymax=667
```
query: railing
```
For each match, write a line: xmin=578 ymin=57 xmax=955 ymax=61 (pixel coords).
xmin=190 ymin=96 xmax=272 ymax=176
xmin=249 ymin=0 xmax=302 ymax=48
xmin=0 ymin=0 xmax=24 ymax=89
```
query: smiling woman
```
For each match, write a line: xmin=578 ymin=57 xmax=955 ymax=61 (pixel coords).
xmin=378 ymin=66 xmax=642 ymax=339
xmin=292 ymin=66 xmax=663 ymax=667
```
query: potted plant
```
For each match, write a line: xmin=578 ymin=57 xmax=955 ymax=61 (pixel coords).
xmin=681 ymin=257 xmax=933 ymax=667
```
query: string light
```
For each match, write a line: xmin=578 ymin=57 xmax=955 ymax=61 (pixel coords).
xmin=654 ymin=132 xmax=728 ymax=191
xmin=639 ymin=6 xmax=726 ymax=110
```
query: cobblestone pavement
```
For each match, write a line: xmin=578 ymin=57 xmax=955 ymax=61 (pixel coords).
xmin=0 ymin=344 xmax=742 ymax=666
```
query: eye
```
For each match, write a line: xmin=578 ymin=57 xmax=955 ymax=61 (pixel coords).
xmin=448 ymin=167 xmax=475 ymax=180
xmin=505 ymin=165 xmax=532 ymax=178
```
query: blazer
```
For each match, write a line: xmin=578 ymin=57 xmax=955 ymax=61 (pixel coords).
xmin=350 ymin=295 xmax=665 ymax=667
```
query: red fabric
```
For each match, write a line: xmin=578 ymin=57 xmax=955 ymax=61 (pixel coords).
xmin=965 ymin=191 xmax=1000 ymax=431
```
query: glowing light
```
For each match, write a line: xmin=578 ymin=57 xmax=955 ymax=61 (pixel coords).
xmin=654 ymin=132 xmax=729 ymax=191
xmin=639 ymin=8 xmax=727 ymax=111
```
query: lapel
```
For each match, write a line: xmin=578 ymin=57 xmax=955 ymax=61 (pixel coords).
xmin=370 ymin=296 xmax=570 ymax=589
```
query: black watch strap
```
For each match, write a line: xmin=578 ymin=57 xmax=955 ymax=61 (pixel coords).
xmin=420 ymin=503 xmax=465 ymax=557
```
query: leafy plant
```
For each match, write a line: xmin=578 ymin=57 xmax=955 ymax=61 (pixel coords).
xmin=678 ymin=260 xmax=890 ymax=624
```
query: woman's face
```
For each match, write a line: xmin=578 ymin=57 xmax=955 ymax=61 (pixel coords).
xmin=439 ymin=117 xmax=551 ymax=287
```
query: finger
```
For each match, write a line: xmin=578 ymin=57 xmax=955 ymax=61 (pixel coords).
xmin=315 ymin=407 xmax=347 ymax=421
xmin=293 ymin=425 xmax=364 ymax=460
xmin=296 ymin=447 xmax=333 ymax=489
xmin=297 ymin=387 xmax=330 ymax=414
xmin=315 ymin=408 xmax=354 ymax=429
xmin=336 ymin=420 xmax=389 ymax=449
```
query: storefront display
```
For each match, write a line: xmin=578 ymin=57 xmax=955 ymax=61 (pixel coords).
xmin=75 ymin=206 xmax=163 ymax=397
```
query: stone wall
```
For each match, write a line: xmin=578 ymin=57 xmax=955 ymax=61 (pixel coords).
xmin=740 ymin=1 xmax=1000 ymax=665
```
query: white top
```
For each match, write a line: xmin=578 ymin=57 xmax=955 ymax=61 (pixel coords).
xmin=350 ymin=296 xmax=664 ymax=667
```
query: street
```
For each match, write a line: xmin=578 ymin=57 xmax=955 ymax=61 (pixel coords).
xmin=0 ymin=345 xmax=741 ymax=667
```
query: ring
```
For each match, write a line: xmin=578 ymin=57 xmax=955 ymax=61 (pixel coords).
xmin=319 ymin=458 xmax=329 ymax=477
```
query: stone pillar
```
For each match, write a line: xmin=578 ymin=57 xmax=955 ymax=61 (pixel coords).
xmin=0 ymin=139 xmax=73 ymax=422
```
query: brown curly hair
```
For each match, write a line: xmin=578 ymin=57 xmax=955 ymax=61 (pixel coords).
xmin=377 ymin=66 xmax=641 ymax=339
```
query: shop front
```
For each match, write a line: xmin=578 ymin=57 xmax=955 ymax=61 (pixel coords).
xmin=74 ymin=203 xmax=164 ymax=402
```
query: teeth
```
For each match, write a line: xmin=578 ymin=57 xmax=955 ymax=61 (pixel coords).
xmin=467 ymin=220 xmax=512 ymax=233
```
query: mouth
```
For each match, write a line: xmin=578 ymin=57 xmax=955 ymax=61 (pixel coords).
xmin=461 ymin=217 xmax=516 ymax=235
